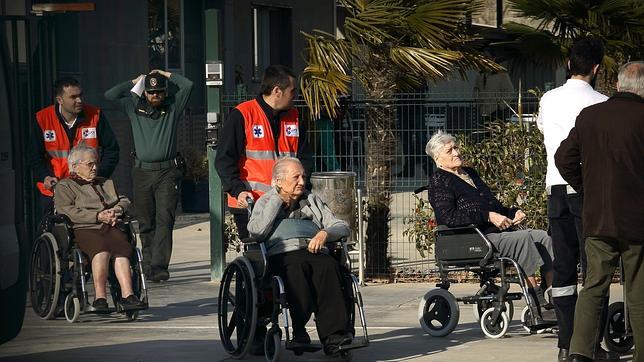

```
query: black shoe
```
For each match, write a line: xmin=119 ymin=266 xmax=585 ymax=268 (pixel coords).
xmin=558 ymin=348 xmax=569 ymax=361
xmin=120 ymin=295 xmax=146 ymax=311
xmin=594 ymin=347 xmax=619 ymax=361
xmin=293 ymin=328 xmax=311 ymax=344
xmin=569 ymin=354 xmax=593 ymax=362
xmin=148 ymin=269 xmax=170 ymax=282
xmin=92 ymin=298 xmax=109 ymax=312
xmin=323 ymin=331 xmax=353 ymax=355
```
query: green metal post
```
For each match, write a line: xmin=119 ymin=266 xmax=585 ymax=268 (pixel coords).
xmin=204 ymin=8 xmax=225 ymax=281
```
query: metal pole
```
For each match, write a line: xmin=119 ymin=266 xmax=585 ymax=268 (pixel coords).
xmin=357 ymin=188 xmax=365 ymax=285
xmin=204 ymin=7 xmax=224 ymax=281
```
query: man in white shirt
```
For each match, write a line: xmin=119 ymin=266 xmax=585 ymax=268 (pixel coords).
xmin=536 ymin=37 xmax=614 ymax=362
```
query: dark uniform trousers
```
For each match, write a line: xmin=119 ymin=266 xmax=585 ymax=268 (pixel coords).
xmin=570 ymin=237 xmax=644 ymax=360
xmin=132 ymin=164 xmax=182 ymax=274
xmin=268 ymin=249 xmax=349 ymax=341
xmin=548 ymin=185 xmax=608 ymax=349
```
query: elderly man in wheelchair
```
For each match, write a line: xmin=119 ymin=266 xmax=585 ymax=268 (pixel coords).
xmin=217 ymin=157 xmax=368 ymax=361
xmin=417 ymin=131 xmax=556 ymax=338
xmin=29 ymin=144 xmax=148 ymax=322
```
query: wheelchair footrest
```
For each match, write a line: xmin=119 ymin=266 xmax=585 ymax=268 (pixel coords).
xmin=525 ymin=319 xmax=557 ymax=332
xmin=285 ymin=341 xmax=322 ymax=353
xmin=337 ymin=339 xmax=369 ymax=352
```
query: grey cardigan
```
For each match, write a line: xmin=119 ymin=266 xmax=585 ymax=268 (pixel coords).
xmin=247 ymin=189 xmax=350 ymax=256
xmin=54 ymin=176 xmax=131 ymax=230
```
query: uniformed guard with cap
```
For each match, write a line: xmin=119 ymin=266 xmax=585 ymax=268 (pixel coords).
xmin=105 ymin=69 xmax=193 ymax=282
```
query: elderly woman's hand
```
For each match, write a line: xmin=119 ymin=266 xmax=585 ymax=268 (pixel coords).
xmin=512 ymin=210 xmax=526 ymax=225
xmin=98 ymin=209 xmax=118 ymax=226
xmin=489 ymin=211 xmax=513 ymax=231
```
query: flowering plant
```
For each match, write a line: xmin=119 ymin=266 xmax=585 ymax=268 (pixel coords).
xmin=403 ymin=194 xmax=437 ymax=258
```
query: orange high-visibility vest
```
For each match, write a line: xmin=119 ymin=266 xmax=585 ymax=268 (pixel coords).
xmin=35 ymin=105 xmax=101 ymax=196
xmin=227 ymin=99 xmax=300 ymax=208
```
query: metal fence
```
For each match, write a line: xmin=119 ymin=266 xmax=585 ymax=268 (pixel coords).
xmin=222 ymin=92 xmax=542 ymax=277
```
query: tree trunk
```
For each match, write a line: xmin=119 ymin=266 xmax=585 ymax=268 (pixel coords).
xmin=357 ymin=54 xmax=397 ymax=277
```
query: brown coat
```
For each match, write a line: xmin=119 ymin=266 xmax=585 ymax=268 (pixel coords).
xmin=555 ymin=92 xmax=644 ymax=242
xmin=53 ymin=176 xmax=131 ymax=230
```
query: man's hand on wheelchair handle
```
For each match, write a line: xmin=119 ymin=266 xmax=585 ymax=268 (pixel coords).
xmin=489 ymin=211 xmax=512 ymax=231
xmin=308 ymin=230 xmax=328 ymax=254
xmin=236 ymin=191 xmax=254 ymax=208
xmin=43 ymin=176 xmax=59 ymax=190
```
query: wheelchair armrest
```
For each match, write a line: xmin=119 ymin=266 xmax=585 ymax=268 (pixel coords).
xmin=434 ymin=224 xmax=478 ymax=233
xmin=48 ymin=213 xmax=72 ymax=226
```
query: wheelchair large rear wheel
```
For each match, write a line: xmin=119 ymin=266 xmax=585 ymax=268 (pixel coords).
xmin=480 ymin=307 xmax=509 ymax=339
xmin=218 ymin=257 xmax=258 ymax=359
xmin=29 ymin=233 xmax=61 ymax=320
xmin=604 ymin=302 xmax=634 ymax=353
xmin=418 ymin=288 xmax=459 ymax=337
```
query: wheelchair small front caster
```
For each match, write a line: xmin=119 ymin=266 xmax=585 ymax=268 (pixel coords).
xmin=264 ymin=327 xmax=282 ymax=362
xmin=520 ymin=306 xmax=547 ymax=334
xmin=604 ymin=302 xmax=634 ymax=353
xmin=480 ymin=307 xmax=509 ymax=339
xmin=64 ymin=293 xmax=81 ymax=323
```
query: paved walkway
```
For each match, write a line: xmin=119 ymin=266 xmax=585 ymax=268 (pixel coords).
xmin=0 ymin=217 xmax=633 ymax=361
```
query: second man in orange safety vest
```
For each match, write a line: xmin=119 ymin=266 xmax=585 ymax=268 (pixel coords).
xmin=215 ymin=65 xmax=313 ymax=240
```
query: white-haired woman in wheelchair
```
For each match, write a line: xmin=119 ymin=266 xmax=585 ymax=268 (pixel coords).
xmin=53 ymin=144 xmax=145 ymax=312
xmin=425 ymin=131 xmax=554 ymax=314
xmin=247 ymin=157 xmax=353 ymax=355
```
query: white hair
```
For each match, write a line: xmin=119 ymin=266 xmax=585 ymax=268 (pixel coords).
xmin=617 ymin=61 xmax=644 ymax=97
xmin=425 ymin=130 xmax=456 ymax=161
xmin=67 ymin=144 xmax=98 ymax=173
xmin=272 ymin=157 xmax=303 ymax=183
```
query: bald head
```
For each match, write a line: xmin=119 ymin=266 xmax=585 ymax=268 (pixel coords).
xmin=617 ymin=61 xmax=644 ymax=98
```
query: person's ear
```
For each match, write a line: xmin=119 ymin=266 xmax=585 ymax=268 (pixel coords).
xmin=567 ymin=60 xmax=571 ymax=70
xmin=55 ymin=95 xmax=63 ymax=105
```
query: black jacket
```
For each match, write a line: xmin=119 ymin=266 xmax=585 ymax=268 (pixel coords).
xmin=555 ymin=92 xmax=644 ymax=242
xmin=427 ymin=167 xmax=518 ymax=234
xmin=214 ymin=95 xmax=313 ymax=203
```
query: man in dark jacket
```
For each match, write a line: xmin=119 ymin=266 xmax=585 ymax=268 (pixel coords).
xmin=555 ymin=61 xmax=644 ymax=362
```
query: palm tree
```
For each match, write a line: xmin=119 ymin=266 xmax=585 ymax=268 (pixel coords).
xmin=300 ymin=0 xmax=501 ymax=276
xmin=497 ymin=0 xmax=644 ymax=91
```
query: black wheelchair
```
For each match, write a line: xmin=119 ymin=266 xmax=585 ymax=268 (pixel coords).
xmin=217 ymin=204 xmax=369 ymax=361
xmin=29 ymin=213 xmax=149 ymax=323
xmin=415 ymin=189 xmax=555 ymax=339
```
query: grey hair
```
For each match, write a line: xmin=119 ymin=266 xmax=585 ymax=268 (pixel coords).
xmin=67 ymin=144 xmax=98 ymax=173
xmin=617 ymin=61 xmax=644 ymax=97
xmin=425 ymin=130 xmax=456 ymax=161
xmin=272 ymin=157 xmax=302 ymax=183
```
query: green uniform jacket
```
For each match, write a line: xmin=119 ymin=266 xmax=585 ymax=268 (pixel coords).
xmin=104 ymin=74 xmax=193 ymax=162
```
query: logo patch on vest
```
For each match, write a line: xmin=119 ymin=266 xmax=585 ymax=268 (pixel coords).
xmin=43 ymin=130 xmax=56 ymax=142
xmin=81 ymin=127 xmax=97 ymax=139
xmin=252 ymin=125 xmax=265 ymax=138
xmin=284 ymin=124 xmax=299 ymax=137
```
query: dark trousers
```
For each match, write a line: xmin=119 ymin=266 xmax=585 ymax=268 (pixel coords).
xmin=268 ymin=249 xmax=349 ymax=341
xmin=570 ymin=237 xmax=644 ymax=360
xmin=548 ymin=186 xmax=607 ymax=349
xmin=132 ymin=166 xmax=182 ymax=274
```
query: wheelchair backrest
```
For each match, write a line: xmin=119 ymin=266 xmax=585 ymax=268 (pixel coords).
xmin=434 ymin=226 xmax=493 ymax=266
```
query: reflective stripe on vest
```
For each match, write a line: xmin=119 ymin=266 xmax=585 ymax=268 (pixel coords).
xmin=551 ymin=285 xmax=577 ymax=298
xmin=35 ymin=105 xmax=101 ymax=196
xmin=227 ymin=99 xmax=299 ymax=208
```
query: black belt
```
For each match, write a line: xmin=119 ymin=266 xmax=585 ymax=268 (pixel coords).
xmin=133 ymin=157 xmax=178 ymax=171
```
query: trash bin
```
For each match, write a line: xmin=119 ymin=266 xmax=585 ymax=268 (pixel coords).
xmin=310 ymin=172 xmax=356 ymax=241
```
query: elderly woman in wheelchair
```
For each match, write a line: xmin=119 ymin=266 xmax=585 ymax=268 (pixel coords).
xmin=217 ymin=157 xmax=368 ymax=361
xmin=418 ymin=131 xmax=555 ymax=338
xmin=30 ymin=144 xmax=147 ymax=322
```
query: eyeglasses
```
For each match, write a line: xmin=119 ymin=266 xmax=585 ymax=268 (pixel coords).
xmin=78 ymin=161 xmax=97 ymax=168
xmin=147 ymin=90 xmax=165 ymax=95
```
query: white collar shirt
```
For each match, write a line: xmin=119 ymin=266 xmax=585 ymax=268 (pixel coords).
xmin=536 ymin=79 xmax=608 ymax=188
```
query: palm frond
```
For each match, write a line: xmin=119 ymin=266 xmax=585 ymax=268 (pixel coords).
xmin=389 ymin=46 xmax=461 ymax=81
xmin=405 ymin=0 xmax=475 ymax=49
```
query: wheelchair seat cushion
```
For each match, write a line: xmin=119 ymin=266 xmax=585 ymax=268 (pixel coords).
xmin=73 ymin=224 xmax=133 ymax=260
xmin=265 ymin=219 xmax=321 ymax=256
